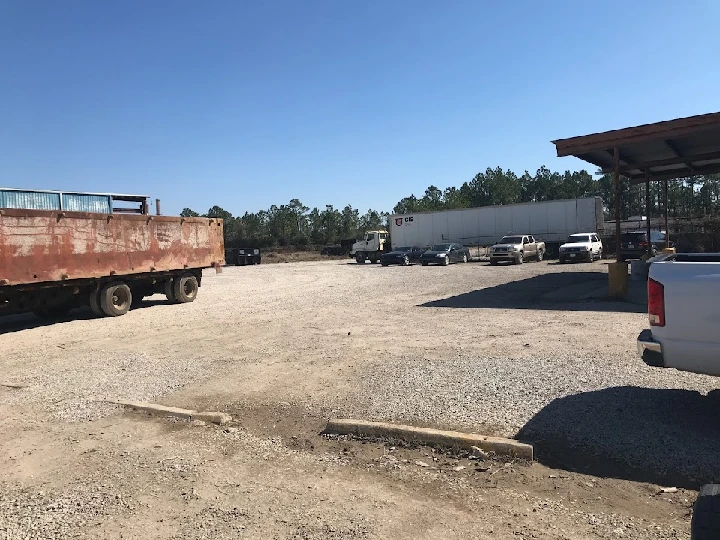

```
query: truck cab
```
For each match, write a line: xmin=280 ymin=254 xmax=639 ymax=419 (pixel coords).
xmin=351 ymin=230 xmax=390 ymax=264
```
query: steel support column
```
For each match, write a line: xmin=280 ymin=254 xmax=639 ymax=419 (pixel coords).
xmin=645 ymin=172 xmax=652 ymax=258
xmin=664 ymin=179 xmax=669 ymax=248
xmin=614 ymin=147 xmax=621 ymax=260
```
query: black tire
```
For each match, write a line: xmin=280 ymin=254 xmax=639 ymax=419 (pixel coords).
xmin=598 ymin=250 xmax=603 ymax=261
xmin=442 ymin=256 xmax=450 ymax=266
xmin=421 ymin=261 xmax=428 ymax=266
xmin=99 ymin=282 xmax=132 ymax=317
xmin=536 ymin=250 xmax=544 ymax=262
xmin=691 ymin=484 xmax=720 ymax=539
xmin=164 ymin=280 xmax=177 ymax=302
xmin=515 ymin=253 xmax=524 ymax=265
xmin=173 ymin=274 xmax=199 ymax=303
xmin=89 ymin=290 xmax=103 ymax=316
xmin=356 ymin=253 xmax=365 ymax=264
xmin=489 ymin=259 xmax=498 ymax=266
xmin=381 ymin=262 xmax=388 ymax=267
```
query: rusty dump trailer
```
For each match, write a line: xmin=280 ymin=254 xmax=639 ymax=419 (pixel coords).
xmin=0 ymin=204 xmax=225 ymax=318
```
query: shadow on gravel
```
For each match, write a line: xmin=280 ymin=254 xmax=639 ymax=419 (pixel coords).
xmin=420 ymin=271 xmax=647 ymax=313
xmin=517 ymin=386 xmax=720 ymax=489
xmin=0 ymin=300 xmax=169 ymax=335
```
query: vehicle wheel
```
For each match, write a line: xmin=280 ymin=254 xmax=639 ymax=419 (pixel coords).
xmin=89 ymin=289 xmax=103 ymax=316
xmin=356 ymin=253 xmax=365 ymax=264
xmin=173 ymin=274 xmax=199 ymax=303
xmin=536 ymin=250 xmax=544 ymax=262
xmin=164 ymin=280 xmax=176 ymax=302
xmin=597 ymin=250 xmax=603 ymax=261
xmin=421 ymin=261 xmax=428 ymax=266
xmin=99 ymin=282 xmax=132 ymax=317
xmin=489 ymin=259 xmax=498 ymax=266
xmin=403 ymin=256 xmax=410 ymax=266
xmin=515 ymin=253 xmax=524 ymax=265
xmin=691 ymin=484 xmax=720 ymax=539
xmin=381 ymin=262 xmax=388 ymax=267
xmin=462 ymin=254 xmax=468 ymax=263
xmin=442 ymin=256 xmax=450 ymax=266
xmin=370 ymin=258 xmax=378 ymax=264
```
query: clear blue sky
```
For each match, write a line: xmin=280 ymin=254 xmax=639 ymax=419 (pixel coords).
xmin=2 ymin=1 xmax=719 ymax=216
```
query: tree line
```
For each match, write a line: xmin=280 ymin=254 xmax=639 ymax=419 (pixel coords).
xmin=183 ymin=167 xmax=720 ymax=248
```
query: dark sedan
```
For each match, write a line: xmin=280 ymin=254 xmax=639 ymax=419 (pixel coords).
xmin=420 ymin=243 xmax=470 ymax=266
xmin=380 ymin=246 xmax=424 ymax=266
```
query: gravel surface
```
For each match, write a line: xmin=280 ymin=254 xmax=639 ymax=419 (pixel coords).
xmin=0 ymin=260 xmax=706 ymax=537
xmin=360 ymin=350 xmax=720 ymax=485
xmin=0 ymin=350 xmax=219 ymax=421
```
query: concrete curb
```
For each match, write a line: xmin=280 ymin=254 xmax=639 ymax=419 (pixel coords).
xmin=110 ymin=400 xmax=232 ymax=425
xmin=324 ymin=418 xmax=533 ymax=461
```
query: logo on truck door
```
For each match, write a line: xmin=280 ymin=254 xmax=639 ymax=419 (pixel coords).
xmin=395 ymin=216 xmax=414 ymax=226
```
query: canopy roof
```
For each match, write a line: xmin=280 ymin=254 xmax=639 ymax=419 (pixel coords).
xmin=552 ymin=112 xmax=720 ymax=183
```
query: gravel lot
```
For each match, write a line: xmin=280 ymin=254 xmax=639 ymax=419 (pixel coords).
xmin=1 ymin=258 xmax=714 ymax=538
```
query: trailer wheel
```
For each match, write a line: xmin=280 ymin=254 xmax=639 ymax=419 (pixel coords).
xmin=99 ymin=282 xmax=132 ymax=317
xmin=692 ymin=484 xmax=720 ymax=539
xmin=356 ymin=253 xmax=365 ymax=264
xmin=173 ymin=274 xmax=199 ymax=303
xmin=89 ymin=290 xmax=103 ymax=316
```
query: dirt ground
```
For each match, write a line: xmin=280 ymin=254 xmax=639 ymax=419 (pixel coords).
xmin=0 ymin=259 xmax=710 ymax=539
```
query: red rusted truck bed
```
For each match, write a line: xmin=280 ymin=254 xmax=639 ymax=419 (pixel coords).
xmin=0 ymin=209 xmax=225 ymax=286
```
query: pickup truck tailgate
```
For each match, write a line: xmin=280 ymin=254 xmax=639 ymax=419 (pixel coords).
xmin=648 ymin=260 xmax=720 ymax=374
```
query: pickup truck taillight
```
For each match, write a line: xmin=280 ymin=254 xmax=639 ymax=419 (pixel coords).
xmin=648 ymin=278 xmax=665 ymax=327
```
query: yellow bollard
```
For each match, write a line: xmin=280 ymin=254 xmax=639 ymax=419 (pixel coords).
xmin=608 ymin=262 xmax=629 ymax=299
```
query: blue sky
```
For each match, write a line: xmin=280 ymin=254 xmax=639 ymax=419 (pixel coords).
xmin=2 ymin=1 xmax=719 ymax=216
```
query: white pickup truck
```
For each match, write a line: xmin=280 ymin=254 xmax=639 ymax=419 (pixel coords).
xmin=637 ymin=253 xmax=720 ymax=376
xmin=637 ymin=253 xmax=720 ymax=539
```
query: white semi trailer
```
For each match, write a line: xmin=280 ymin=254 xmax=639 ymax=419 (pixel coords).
xmin=389 ymin=197 xmax=604 ymax=255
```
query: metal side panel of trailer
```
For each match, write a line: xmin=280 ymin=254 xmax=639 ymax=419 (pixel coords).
xmin=389 ymin=197 xmax=604 ymax=248
xmin=0 ymin=209 xmax=225 ymax=286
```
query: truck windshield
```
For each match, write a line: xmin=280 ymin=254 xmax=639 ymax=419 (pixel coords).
xmin=431 ymin=244 xmax=451 ymax=251
xmin=567 ymin=235 xmax=591 ymax=243
xmin=500 ymin=236 xmax=523 ymax=244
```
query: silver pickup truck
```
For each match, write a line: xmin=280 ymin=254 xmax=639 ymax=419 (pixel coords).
xmin=490 ymin=235 xmax=546 ymax=265
xmin=637 ymin=253 xmax=720 ymax=539
xmin=638 ymin=253 xmax=720 ymax=376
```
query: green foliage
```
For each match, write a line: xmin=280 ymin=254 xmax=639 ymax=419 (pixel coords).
xmin=183 ymin=168 xmax=720 ymax=249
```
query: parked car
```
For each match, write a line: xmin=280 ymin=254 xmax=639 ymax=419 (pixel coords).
xmin=635 ymin=252 xmax=720 ymax=540
xmin=380 ymin=246 xmax=424 ymax=266
xmin=420 ymin=243 xmax=470 ymax=266
xmin=619 ymin=231 xmax=674 ymax=261
xmin=559 ymin=233 xmax=603 ymax=263
xmin=490 ymin=235 xmax=546 ymax=265
xmin=225 ymin=248 xmax=261 ymax=266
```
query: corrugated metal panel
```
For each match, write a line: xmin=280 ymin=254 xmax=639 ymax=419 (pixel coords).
xmin=61 ymin=193 xmax=112 ymax=213
xmin=0 ymin=190 xmax=61 ymax=210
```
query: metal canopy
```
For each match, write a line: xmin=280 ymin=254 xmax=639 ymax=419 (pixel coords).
xmin=552 ymin=112 xmax=720 ymax=184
